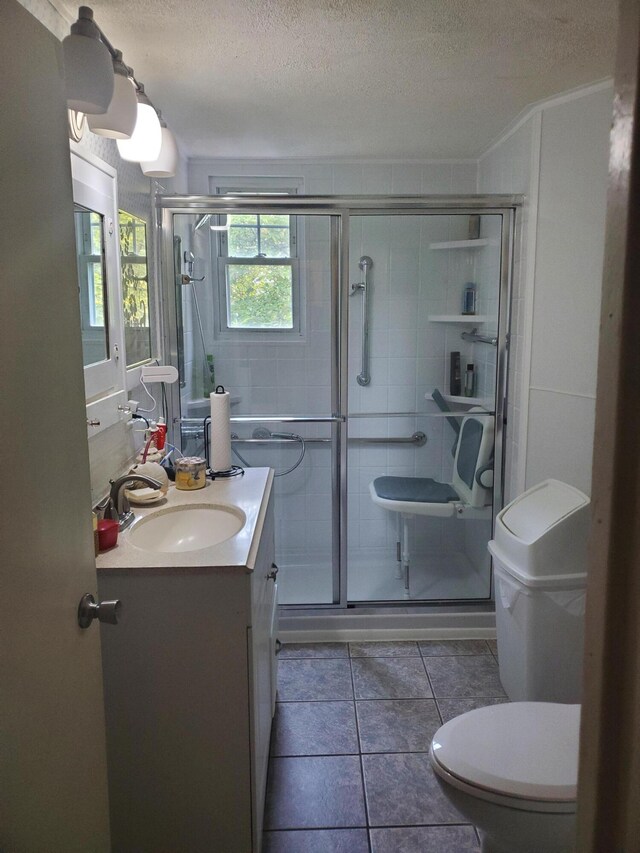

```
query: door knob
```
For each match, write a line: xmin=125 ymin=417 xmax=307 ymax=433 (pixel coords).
xmin=77 ymin=593 xmax=122 ymax=629
xmin=266 ymin=562 xmax=278 ymax=581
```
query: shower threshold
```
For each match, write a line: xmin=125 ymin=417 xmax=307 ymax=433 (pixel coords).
xmin=278 ymin=602 xmax=496 ymax=644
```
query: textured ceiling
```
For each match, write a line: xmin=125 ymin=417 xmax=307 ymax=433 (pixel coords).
xmin=73 ymin=0 xmax=616 ymax=159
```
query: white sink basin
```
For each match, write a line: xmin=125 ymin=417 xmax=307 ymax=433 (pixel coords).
xmin=129 ymin=504 xmax=246 ymax=553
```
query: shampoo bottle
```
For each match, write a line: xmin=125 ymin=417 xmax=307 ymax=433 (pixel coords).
xmin=462 ymin=283 xmax=477 ymax=315
xmin=464 ymin=363 xmax=476 ymax=398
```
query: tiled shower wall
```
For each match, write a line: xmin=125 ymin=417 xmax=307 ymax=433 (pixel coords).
xmin=180 ymin=160 xmax=499 ymax=584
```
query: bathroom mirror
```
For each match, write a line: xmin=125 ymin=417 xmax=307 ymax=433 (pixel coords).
xmin=71 ymin=145 xmax=125 ymax=402
xmin=119 ymin=210 xmax=151 ymax=366
xmin=74 ymin=204 xmax=109 ymax=367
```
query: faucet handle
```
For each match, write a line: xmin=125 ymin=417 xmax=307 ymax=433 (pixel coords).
xmin=96 ymin=494 xmax=117 ymax=521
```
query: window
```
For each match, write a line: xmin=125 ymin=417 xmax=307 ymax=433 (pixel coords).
xmin=119 ymin=211 xmax=152 ymax=366
xmin=213 ymin=178 xmax=303 ymax=338
xmin=220 ymin=213 xmax=297 ymax=330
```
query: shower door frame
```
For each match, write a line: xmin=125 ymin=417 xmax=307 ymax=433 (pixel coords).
xmin=157 ymin=194 xmax=522 ymax=610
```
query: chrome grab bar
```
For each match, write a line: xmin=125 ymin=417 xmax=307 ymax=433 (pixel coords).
xmin=350 ymin=256 xmax=373 ymax=386
xmin=180 ymin=428 xmax=427 ymax=447
xmin=229 ymin=433 xmax=425 ymax=446
xmin=178 ymin=415 xmax=345 ymax=424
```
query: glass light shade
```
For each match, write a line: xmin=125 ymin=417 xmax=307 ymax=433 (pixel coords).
xmin=62 ymin=31 xmax=114 ymax=114
xmin=141 ymin=126 xmax=179 ymax=177
xmin=87 ymin=69 xmax=137 ymax=138
xmin=116 ymin=102 xmax=162 ymax=162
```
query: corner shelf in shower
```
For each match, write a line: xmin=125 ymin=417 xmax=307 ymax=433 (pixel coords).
xmin=428 ymin=238 xmax=495 ymax=250
xmin=428 ymin=314 xmax=492 ymax=324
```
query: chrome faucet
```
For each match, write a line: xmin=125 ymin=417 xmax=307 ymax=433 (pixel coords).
xmin=105 ymin=474 xmax=163 ymax=531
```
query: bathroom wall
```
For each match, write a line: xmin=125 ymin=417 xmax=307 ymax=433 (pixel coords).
xmin=478 ymin=81 xmax=613 ymax=500
xmin=17 ymin=0 xmax=189 ymax=505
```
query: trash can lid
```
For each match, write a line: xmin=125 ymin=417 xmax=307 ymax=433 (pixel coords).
xmin=499 ymin=480 xmax=589 ymax=545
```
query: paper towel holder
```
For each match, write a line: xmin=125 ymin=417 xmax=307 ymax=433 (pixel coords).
xmin=214 ymin=385 xmax=226 ymax=394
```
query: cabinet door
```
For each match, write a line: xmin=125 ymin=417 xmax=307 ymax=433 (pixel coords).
xmin=250 ymin=494 xmax=276 ymax=851
xmin=269 ymin=580 xmax=279 ymax=715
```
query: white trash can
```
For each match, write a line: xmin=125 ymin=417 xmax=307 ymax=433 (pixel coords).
xmin=488 ymin=479 xmax=590 ymax=703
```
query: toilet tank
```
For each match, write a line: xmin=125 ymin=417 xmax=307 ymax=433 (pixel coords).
xmin=488 ymin=479 xmax=591 ymax=702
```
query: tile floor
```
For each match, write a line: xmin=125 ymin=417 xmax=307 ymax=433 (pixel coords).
xmin=263 ymin=639 xmax=507 ymax=853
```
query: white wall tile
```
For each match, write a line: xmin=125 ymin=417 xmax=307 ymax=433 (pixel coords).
xmin=525 ymin=389 xmax=595 ymax=496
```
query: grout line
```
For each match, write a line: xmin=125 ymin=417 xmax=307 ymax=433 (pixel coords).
xmin=347 ymin=655 xmax=373 ymax=850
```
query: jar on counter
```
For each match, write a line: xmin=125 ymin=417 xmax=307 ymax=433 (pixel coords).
xmin=175 ymin=456 xmax=207 ymax=490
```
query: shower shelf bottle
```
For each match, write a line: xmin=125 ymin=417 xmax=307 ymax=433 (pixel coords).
xmin=464 ymin=363 xmax=476 ymax=397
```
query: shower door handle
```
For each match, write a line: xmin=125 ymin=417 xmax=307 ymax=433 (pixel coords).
xmin=351 ymin=256 xmax=373 ymax=387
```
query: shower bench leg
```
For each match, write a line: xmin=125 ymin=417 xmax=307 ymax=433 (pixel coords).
xmin=402 ymin=513 xmax=411 ymax=598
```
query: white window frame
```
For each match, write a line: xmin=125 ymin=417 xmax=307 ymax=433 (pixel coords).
xmin=210 ymin=176 xmax=305 ymax=342
xmin=70 ymin=144 xmax=126 ymax=402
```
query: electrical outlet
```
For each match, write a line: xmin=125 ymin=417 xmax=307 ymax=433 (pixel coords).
xmin=128 ymin=399 xmax=139 ymax=414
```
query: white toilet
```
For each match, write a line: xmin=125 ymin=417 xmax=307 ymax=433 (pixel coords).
xmin=429 ymin=702 xmax=580 ymax=853
xmin=429 ymin=480 xmax=590 ymax=853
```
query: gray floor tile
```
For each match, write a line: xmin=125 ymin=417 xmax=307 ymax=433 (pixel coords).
xmin=349 ymin=641 xmax=420 ymax=657
xmin=437 ymin=697 xmax=509 ymax=723
xmin=425 ymin=655 xmax=506 ymax=699
xmin=271 ymin=702 xmax=359 ymax=756
xmin=362 ymin=753 xmax=465 ymax=826
xmin=356 ymin=699 xmax=441 ymax=753
xmin=419 ymin=639 xmax=492 ymax=656
xmin=486 ymin=638 xmax=498 ymax=656
xmin=352 ymin=657 xmax=432 ymax=700
xmin=264 ymin=756 xmax=366 ymax=830
xmin=370 ymin=825 xmax=480 ymax=852
xmin=279 ymin=643 xmax=349 ymax=659
xmin=263 ymin=829 xmax=370 ymax=853
xmin=278 ymin=659 xmax=354 ymax=701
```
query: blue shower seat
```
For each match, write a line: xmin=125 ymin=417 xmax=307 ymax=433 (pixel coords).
xmin=370 ymin=410 xmax=495 ymax=595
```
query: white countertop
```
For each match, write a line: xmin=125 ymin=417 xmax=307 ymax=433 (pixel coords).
xmin=96 ymin=467 xmax=273 ymax=572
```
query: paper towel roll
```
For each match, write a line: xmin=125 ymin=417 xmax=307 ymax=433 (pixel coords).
xmin=210 ymin=386 xmax=232 ymax=472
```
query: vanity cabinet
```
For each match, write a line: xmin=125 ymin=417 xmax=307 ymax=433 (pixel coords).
xmin=97 ymin=480 xmax=276 ymax=853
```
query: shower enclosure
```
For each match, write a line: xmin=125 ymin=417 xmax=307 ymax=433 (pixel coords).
xmin=159 ymin=195 xmax=518 ymax=610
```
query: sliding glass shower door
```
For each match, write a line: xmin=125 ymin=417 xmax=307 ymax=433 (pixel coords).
xmin=169 ymin=209 xmax=341 ymax=605
xmin=346 ymin=212 xmax=506 ymax=602
xmin=161 ymin=197 xmax=515 ymax=610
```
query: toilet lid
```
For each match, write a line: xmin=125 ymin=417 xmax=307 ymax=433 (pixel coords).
xmin=431 ymin=702 xmax=580 ymax=802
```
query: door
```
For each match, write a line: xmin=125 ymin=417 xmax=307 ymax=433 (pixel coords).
xmin=167 ymin=208 xmax=341 ymax=606
xmin=0 ymin=3 xmax=111 ymax=850
xmin=346 ymin=211 xmax=507 ymax=602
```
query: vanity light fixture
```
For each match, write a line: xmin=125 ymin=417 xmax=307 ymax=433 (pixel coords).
xmin=116 ymin=84 xmax=162 ymax=163
xmin=62 ymin=6 xmax=114 ymax=113
xmin=64 ymin=6 xmax=177 ymax=166
xmin=87 ymin=51 xmax=137 ymax=139
xmin=140 ymin=113 xmax=179 ymax=177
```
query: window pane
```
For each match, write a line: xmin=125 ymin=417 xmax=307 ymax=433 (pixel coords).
xmin=227 ymin=264 xmax=293 ymax=329
xmin=74 ymin=206 xmax=109 ymax=367
xmin=228 ymin=222 xmax=259 ymax=257
xmin=260 ymin=226 xmax=290 ymax=257
xmin=229 ymin=213 xmax=258 ymax=226
xmin=119 ymin=211 xmax=152 ymax=366
xmin=260 ymin=214 xmax=289 ymax=227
